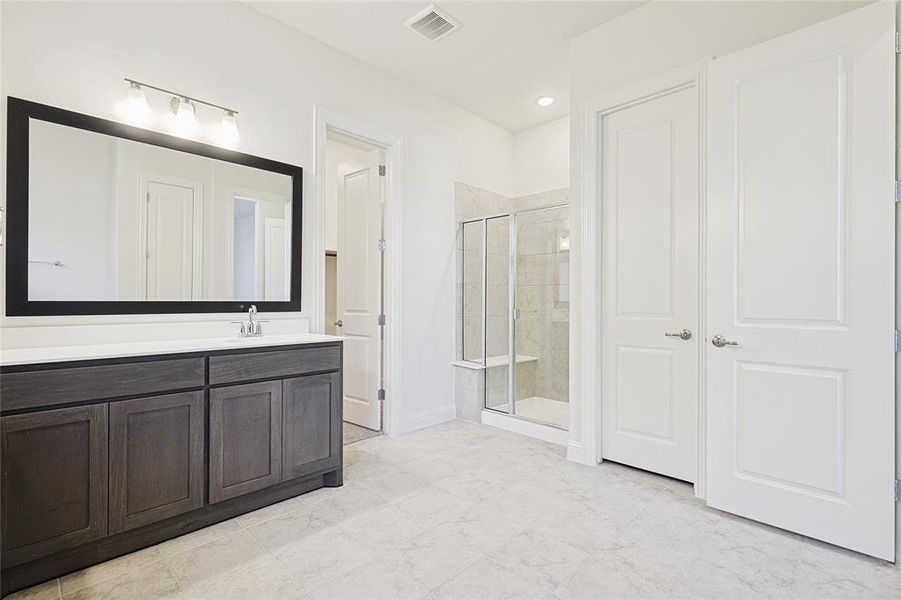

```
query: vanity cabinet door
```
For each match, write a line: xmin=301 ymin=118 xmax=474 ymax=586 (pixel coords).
xmin=1 ymin=405 xmax=108 ymax=566
xmin=209 ymin=381 xmax=282 ymax=503
xmin=282 ymin=373 xmax=341 ymax=481
xmin=109 ymin=392 xmax=205 ymax=534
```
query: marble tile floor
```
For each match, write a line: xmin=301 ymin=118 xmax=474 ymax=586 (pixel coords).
xmin=10 ymin=420 xmax=900 ymax=600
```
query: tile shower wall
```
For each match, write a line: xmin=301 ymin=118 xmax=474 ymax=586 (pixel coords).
xmin=454 ymin=183 xmax=570 ymax=422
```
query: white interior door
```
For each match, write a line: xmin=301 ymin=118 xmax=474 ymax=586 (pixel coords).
xmin=706 ymin=2 xmax=895 ymax=560
xmin=145 ymin=180 xmax=199 ymax=300
xmin=337 ymin=150 xmax=383 ymax=430
xmin=601 ymin=84 xmax=700 ymax=483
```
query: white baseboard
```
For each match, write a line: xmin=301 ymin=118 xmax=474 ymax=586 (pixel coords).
xmin=393 ymin=405 xmax=456 ymax=435
xmin=566 ymin=440 xmax=585 ymax=463
xmin=481 ymin=410 xmax=568 ymax=445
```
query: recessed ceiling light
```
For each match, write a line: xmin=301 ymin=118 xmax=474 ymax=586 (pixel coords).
xmin=536 ymin=96 xmax=555 ymax=107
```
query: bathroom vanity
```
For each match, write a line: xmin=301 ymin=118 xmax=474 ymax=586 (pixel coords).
xmin=0 ymin=336 xmax=343 ymax=595
xmin=0 ymin=97 xmax=340 ymax=594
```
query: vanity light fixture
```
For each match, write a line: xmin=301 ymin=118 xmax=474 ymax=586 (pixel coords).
xmin=123 ymin=78 xmax=240 ymax=147
xmin=214 ymin=110 xmax=240 ymax=149
xmin=171 ymin=96 xmax=197 ymax=138
xmin=536 ymin=96 xmax=555 ymax=107
xmin=121 ymin=81 xmax=150 ymax=125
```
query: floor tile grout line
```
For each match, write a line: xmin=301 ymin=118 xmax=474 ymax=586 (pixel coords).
xmin=157 ymin=547 xmax=187 ymax=595
xmin=159 ymin=521 xmax=244 ymax=560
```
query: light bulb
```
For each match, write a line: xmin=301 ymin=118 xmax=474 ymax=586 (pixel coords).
xmin=121 ymin=82 xmax=150 ymax=125
xmin=214 ymin=110 xmax=240 ymax=148
xmin=171 ymin=97 xmax=197 ymax=138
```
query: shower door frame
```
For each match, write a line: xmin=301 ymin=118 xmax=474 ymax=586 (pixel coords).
xmin=460 ymin=202 xmax=570 ymax=429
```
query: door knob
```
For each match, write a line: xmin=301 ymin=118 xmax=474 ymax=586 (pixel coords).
xmin=334 ymin=319 xmax=343 ymax=327
xmin=665 ymin=328 xmax=692 ymax=341
xmin=711 ymin=335 xmax=738 ymax=348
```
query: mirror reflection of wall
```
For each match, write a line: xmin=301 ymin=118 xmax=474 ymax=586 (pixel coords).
xmin=27 ymin=119 xmax=292 ymax=302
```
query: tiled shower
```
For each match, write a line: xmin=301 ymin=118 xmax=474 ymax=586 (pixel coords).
xmin=454 ymin=183 xmax=570 ymax=429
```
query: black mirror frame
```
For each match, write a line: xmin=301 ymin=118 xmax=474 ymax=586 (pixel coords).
xmin=5 ymin=97 xmax=302 ymax=316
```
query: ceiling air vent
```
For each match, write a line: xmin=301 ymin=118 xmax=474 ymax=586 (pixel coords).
xmin=405 ymin=5 xmax=461 ymax=41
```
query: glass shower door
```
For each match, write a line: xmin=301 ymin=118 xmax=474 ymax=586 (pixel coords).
xmin=514 ymin=205 xmax=570 ymax=428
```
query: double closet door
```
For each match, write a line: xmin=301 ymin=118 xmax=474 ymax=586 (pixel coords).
xmin=601 ymin=1 xmax=896 ymax=561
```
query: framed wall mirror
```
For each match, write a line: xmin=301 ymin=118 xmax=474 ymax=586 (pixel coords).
xmin=5 ymin=97 xmax=302 ymax=316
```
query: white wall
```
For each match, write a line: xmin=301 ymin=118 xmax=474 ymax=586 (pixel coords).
xmin=567 ymin=0 xmax=871 ymax=460
xmin=0 ymin=1 xmax=515 ymax=434
xmin=513 ymin=116 xmax=569 ymax=197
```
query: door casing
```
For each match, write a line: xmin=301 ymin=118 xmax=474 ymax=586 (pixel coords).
xmin=313 ymin=107 xmax=403 ymax=435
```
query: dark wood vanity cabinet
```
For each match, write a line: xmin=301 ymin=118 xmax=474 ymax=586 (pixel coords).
xmin=109 ymin=391 xmax=205 ymax=534
xmin=283 ymin=373 xmax=341 ymax=480
xmin=0 ymin=341 xmax=342 ymax=596
xmin=210 ymin=381 xmax=283 ymax=503
xmin=209 ymin=372 xmax=342 ymax=503
xmin=1 ymin=404 xmax=109 ymax=566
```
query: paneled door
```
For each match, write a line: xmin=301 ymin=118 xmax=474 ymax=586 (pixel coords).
xmin=209 ymin=381 xmax=282 ymax=503
xmin=601 ymin=83 xmax=700 ymax=482
xmin=109 ymin=391 xmax=204 ymax=534
xmin=282 ymin=373 xmax=341 ymax=481
xmin=337 ymin=150 xmax=383 ymax=430
xmin=706 ymin=2 xmax=895 ymax=560
xmin=145 ymin=179 xmax=202 ymax=301
xmin=1 ymin=405 xmax=108 ymax=566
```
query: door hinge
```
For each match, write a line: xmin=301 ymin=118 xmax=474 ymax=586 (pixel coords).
xmin=378 ymin=165 xmax=386 ymax=177
xmin=377 ymin=314 xmax=386 ymax=326
xmin=896 ymin=479 xmax=901 ymax=501
xmin=377 ymin=239 xmax=386 ymax=252
xmin=895 ymin=181 xmax=901 ymax=204
xmin=894 ymin=330 xmax=901 ymax=352
xmin=377 ymin=388 xmax=385 ymax=402
xmin=896 ymin=31 xmax=901 ymax=54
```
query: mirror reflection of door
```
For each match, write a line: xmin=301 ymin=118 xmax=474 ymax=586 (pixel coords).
xmin=232 ymin=197 xmax=258 ymax=300
xmin=144 ymin=179 xmax=201 ymax=301
xmin=229 ymin=192 xmax=291 ymax=301
xmin=264 ymin=217 xmax=288 ymax=301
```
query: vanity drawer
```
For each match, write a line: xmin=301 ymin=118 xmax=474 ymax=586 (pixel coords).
xmin=209 ymin=345 xmax=341 ymax=385
xmin=0 ymin=358 xmax=205 ymax=412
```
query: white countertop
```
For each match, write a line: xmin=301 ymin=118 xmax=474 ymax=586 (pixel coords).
xmin=0 ymin=333 xmax=345 ymax=367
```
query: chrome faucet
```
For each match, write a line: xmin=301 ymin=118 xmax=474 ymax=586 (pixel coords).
xmin=233 ymin=304 xmax=267 ymax=337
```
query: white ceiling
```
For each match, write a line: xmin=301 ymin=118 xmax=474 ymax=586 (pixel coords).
xmin=248 ymin=1 xmax=645 ymax=132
